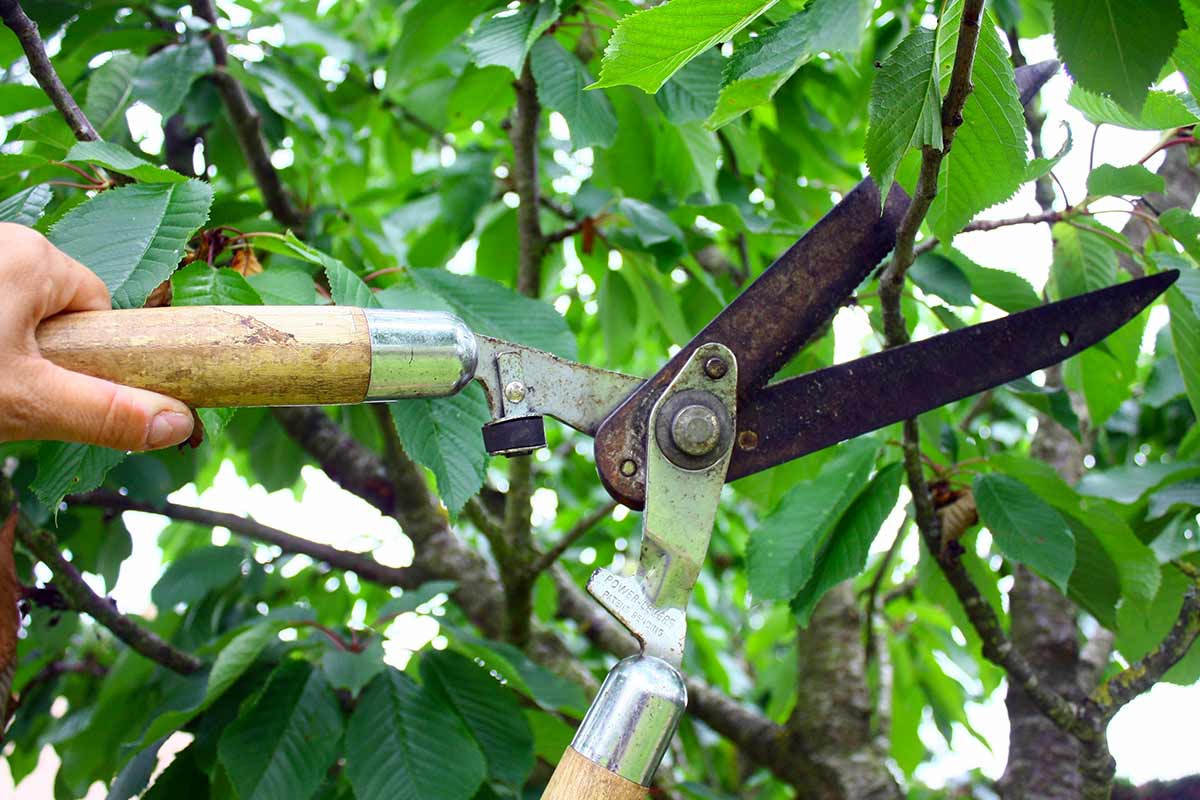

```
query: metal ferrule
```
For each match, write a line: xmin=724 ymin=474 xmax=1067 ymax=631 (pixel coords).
xmin=363 ymin=310 xmax=477 ymax=400
xmin=571 ymin=655 xmax=687 ymax=786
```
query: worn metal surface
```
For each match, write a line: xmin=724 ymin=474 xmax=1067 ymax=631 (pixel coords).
xmin=363 ymin=310 xmax=477 ymax=400
xmin=594 ymin=179 xmax=909 ymax=509
xmin=571 ymin=655 xmax=688 ymax=786
xmin=473 ymin=335 xmax=643 ymax=436
xmin=729 ymin=271 xmax=1178 ymax=481
xmin=1015 ymin=60 xmax=1060 ymax=107
xmin=589 ymin=344 xmax=736 ymax=666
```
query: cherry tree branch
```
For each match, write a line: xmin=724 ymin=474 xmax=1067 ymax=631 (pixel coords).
xmin=68 ymin=490 xmax=426 ymax=589
xmin=17 ymin=524 xmax=202 ymax=675
xmin=189 ymin=0 xmax=306 ymax=229
xmin=0 ymin=0 xmax=98 ymax=142
xmin=531 ymin=500 xmax=616 ymax=575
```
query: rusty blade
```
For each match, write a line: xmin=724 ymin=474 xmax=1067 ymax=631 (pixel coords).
xmin=728 ymin=271 xmax=1178 ymax=482
xmin=594 ymin=179 xmax=911 ymax=509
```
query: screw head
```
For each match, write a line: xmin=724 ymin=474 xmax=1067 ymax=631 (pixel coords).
xmin=504 ymin=381 xmax=527 ymax=404
xmin=671 ymin=404 xmax=721 ymax=457
xmin=703 ymin=357 xmax=728 ymax=380
xmin=620 ymin=459 xmax=637 ymax=477
xmin=737 ymin=430 xmax=759 ymax=450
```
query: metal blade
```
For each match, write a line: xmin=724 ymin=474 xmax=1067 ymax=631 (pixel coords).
xmin=728 ymin=271 xmax=1178 ymax=482
xmin=1015 ymin=59 xmax=1060 ymax=106
xmin=595 ymin=179 xmax=911 ymax=509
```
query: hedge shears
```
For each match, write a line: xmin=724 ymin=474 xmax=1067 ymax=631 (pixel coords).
xmin=34 ymin=61 xmax=1176 ymax=799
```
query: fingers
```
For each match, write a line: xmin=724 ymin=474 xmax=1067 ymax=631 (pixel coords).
xmin=0 ymin=223 xmax=111 ymax=354
xmin=5 ymin=359 xmax=194 ymax=451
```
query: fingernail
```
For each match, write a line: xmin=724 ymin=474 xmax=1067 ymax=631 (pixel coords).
xmin=147 ymin=411 xmax=193 ymax=449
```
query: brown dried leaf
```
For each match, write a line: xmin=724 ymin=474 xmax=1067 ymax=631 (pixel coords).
xmin=143 ymin=279 xmax=172 ymax=308
xmin=230 ymin=247 xmax=263 ymax=276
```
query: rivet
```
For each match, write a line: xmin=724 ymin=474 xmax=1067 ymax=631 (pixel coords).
xmin=737 ymin=430 xmax=759 ymax=450
xmin=620 ymin=459 xmax=637 ymax=477
xmin=703 ymin=357 xmax=728 ymax=379
xmin=504 ymin=381 xmax=526 ymax=404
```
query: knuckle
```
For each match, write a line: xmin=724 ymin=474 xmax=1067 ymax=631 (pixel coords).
xmin=96 ymin=387 xmax=148 ymax=450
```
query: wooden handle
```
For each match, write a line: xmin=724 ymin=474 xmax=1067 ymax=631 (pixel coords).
xmin=542 ymin=747 xmax=647 ymax=800
xmin=36 ymin=306 xmax=372 ymax=407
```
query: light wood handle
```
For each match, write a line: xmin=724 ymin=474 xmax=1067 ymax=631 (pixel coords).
xmin=542 ymin=747 xmax=647 ymax=800
xmin=36 ymin=306 xmax=372 ymax=407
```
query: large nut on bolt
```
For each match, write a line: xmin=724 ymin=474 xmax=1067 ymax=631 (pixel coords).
xmin=671 ymin=404 xmax=720 ymax=456
xmin=653 ymin=389 xmax=733 ymax=471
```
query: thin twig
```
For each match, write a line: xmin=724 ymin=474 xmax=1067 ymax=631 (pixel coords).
xmin=531 ymin=500 xmax=617 ymax=575
xmin=1139 ymin=135 xmax=1197 ymax=166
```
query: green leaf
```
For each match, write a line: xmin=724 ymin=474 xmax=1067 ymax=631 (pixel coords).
xmin=747 ymin=438 xmax=880 ymax=601
xmin=218 ymin=661 xmax=344 ymax=800
xmin=345 ymin=669 xmax=486 ymax=800
xmin=48 ymin=180 xmax=213 ymax=308
xmin=1168 ymin=278 xmax=1200 ymax=423
xmin=530 ymin=37 xmax=617 ymax=150
xmin=152 ymin=545 xmax=245 ymax=608
xmin=106 ymin=738 xmax=164 ymax=800
xmin=132 ymin=39 xmax=215 ymax=118
xmin=64 ymin=141 xmax=189 ymax=184
xmin=656 ymin=50 xmax=723 ymax=124
xmin=1068 ymin=85 xmax=1200 ymax=130
xmin=421 ymin=650 xmax=535 ymax=788
xmin=0 ymin=184 xmax=53 ymax=226
xmin=1053 ymin=0 xmax=1184 ymax=113
xmin=1116 ymin=565 xmax=1200 ymax=684
xmin=865 ymin=25 xmax=942 ymax=201
xmin=1087 ymin=163 xmax=1166 ymax=198
xmin=1049 ymin=222 xmax=1117 ymax=300
xmin=992 ymin=454 xmax=1161 ymax=616
xmin=321 ymin=640 xmax=385 ymax=694
xmin=375 ymin=580 xmax=459 ymax=620
xmin=909 ymin=252 xmax=974 ymax=307
xmin=1160 ymin=209 xmax=1200 ymax=262
xmin=466 ymin=1 xmax=558 ymax=76
xmin=591 ymin=0 xmax=777 ymax=94
xmin=388 ymin=385 xmax=492 ymax=516
xmin=791 ymin=462 xmax=903 ymax=625
xmin=386 ymin=0 xmax=495 ymax=83
xmin=135 ymin=623 xmax=277 ymax=751
xmin=408 ymin=268 xmax=577 ymax=359
xmin=171 ymin=264 xmax=263 ymax=305
xmin=1174 ymin=0 xmax=1200 ymax=99
xmin=246 ymin=264 xmax=317 ymax=305
xmin=927 ymin=8 xmax=1027 ymax=240
xmin=943 ymin=247 xmax=1041 ymax=312
xmin=0 ymin=83 xmax=49 ymax=115
xmin=973 ymin=473 xmax=1075 ymax=593
xmin=31 ymin=443 xmax=126 ymax=510
xmin=707 ymin=0 xmax=869 ymax=128
xmin=620 ymin=197 xmax=686 ymax=247
xmin=84 ymin=53 xmax=140 ymax=138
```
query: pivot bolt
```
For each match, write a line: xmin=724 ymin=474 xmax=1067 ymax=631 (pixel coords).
xmin=671 ymin=404 xmax=721 ymax=457
xmin=620 ymin=459 xmax=638 ymax=477
xmin=703 ymin=357 xmax=728 ymax=379
xmin=504 ymin=381 xmax=527 ymax=404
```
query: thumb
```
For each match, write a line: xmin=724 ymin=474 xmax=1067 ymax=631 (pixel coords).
xmin=26 ymin=360 xmax=195 ymax=451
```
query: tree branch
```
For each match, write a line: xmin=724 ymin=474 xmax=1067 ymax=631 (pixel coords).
xmin=879 ymin=0 xmax=986 ymax=346
xmin=510 ymin=61 xmax=546 ymax=297
xmin=17 ymin=525 xmax=202 ymax=675
xmin=531 ymin=500 xmax=616 ymax=575
xmin=190 ymin=0 xmax=306 ymax=229
xmin=0 ymin=0 xmax=98 ymax=142
xmin=1089 ymin=587 xmax=1200 ymax=723
xmin=67 ymin=490 xmax=425 ymax=589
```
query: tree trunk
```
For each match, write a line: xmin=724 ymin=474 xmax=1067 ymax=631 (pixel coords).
xmin=787 ymin=582 xmax=901 ymax=800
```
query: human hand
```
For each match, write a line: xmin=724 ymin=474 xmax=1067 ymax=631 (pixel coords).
xmin=0 ymin=223 xmax=194 ymax=450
